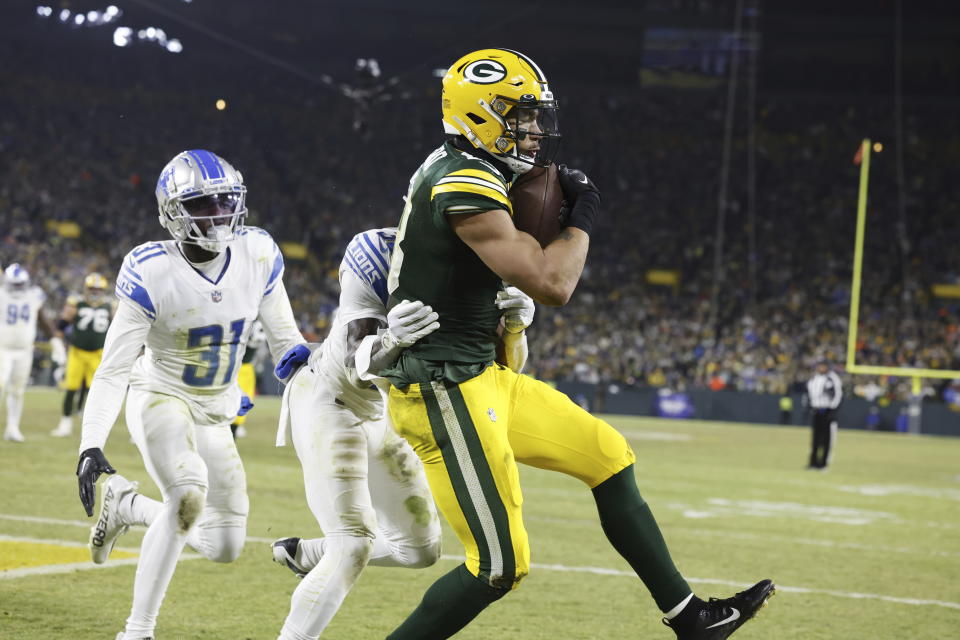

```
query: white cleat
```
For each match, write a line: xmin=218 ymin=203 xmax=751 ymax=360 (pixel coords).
xmin=90 ymin=474 xmax=138 ymax=564
xmin=3 ymin=430 xmax=25 ymax=442
xmin=50 ymin=416 xmax=73 ymax=437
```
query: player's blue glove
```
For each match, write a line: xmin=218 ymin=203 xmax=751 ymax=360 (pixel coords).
xmin=238 ymin=395 xmax=254 ymax=416
xmin=275 ymin=344 xmax=311 ymax=383
xmin=77 ymin=447 xmax=116 ymax=517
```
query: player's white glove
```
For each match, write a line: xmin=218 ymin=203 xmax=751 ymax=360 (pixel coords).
xmin=496 ymin=286 xmax=535 ymax=333
xmin=50 ymin=336 xmax=67 ymax=366
xmin=381 ymin=300 xmax=440 ymax=350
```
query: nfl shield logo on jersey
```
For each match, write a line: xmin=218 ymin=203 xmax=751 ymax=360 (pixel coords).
xmin=211 ymin=290 xmax=223 ymax=303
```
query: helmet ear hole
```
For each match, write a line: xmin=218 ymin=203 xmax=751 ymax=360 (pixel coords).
xmin=467 ymin=112 xmax=486 ymax=125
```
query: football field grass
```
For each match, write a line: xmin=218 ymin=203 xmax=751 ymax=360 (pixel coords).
xmin=1 ymin=387 xmax=958 ymax=639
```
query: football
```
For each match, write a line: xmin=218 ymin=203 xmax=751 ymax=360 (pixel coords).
xmin=509 ymin=162 xmax=564 ymax=248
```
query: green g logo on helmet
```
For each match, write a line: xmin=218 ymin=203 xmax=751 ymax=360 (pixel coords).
xmin=463 ymin=60 xmax=507 ymax=84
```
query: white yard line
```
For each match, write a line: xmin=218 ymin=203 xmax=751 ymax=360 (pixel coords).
xmin=438 ymin=556 xmax=960 ymax=611
xmin=4 ymin=515 xmax=958 ymax=610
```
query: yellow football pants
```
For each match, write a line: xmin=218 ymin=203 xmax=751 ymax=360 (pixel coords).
xmin=62 ymin=346 xmax=102 ymax=391
xmin=388 ymin=363 xmax=635 ymax=590
xmin=233 ymin=362 xmax=256 ymax=426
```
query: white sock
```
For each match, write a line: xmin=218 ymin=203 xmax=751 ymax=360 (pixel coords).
xmin=296 ymin=537 xmax=326 ymax=571
xmin=124 ymin=493 xmax=162 ymax=528
xmin=297 ymin=532 xmax=432 ymax=571
xmin=664 ymin=592 xmax=695 ymax=619
xmin=124 ymin=502 xmax=191 ymax=637
xmin=7 ymin=391 xmax=24 ymax=433
xmin=279 ymin=536 xmax=372 ymax=639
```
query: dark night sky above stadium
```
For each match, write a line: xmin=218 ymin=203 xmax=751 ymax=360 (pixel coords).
xmin=2 ymin=0 xmax=957 ymax=98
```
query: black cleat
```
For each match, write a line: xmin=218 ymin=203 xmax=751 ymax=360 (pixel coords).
xmin=664 ymin=579 xmax=776 ymax=639
xmin=272 ymin=537 xmax=308 ymax=578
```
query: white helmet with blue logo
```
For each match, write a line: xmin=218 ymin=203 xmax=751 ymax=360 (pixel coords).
xmin=155 ymin=149 xmax=247 ymax=253
xmin=3 ymin=263 xmax=30 ymax=294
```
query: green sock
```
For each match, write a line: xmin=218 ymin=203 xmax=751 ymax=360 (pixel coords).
xmin=592 ymin=464 xmax=692 ymax=611
xmin=62 ymin=390 xmax=76 ymax=418
xmin=386 ymin=563 xmax=508 ymax=640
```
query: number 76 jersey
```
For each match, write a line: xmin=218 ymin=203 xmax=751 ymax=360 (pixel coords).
xmin=114 ymin=228 xmax=286 ymax=400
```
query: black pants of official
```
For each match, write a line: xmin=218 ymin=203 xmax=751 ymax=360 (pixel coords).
xmin=809 ymin=409 xmax=835 ymax=468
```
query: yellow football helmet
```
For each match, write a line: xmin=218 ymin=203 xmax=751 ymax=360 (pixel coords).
xmin=83 ymin=272 xmax=108 ymax=302
xmin=442 ymin=48 xmax=561 ymax=173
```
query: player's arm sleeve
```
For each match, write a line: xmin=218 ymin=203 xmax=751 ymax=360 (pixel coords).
xmin=259 ymin=278 xmax=307 ymax=364
xmin=78 ymin=301 xmax=151 ymax=452
xmin=338 ymin=267 xmax=387 ymax=325
xmin=431 ymin=166 xmax=513 ymax=222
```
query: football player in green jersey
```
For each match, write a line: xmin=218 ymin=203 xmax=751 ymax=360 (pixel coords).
xmin=381 ymin=49 xmax=774 ymax=640
xmin=51 ymin=272 xmax=115 ymax=437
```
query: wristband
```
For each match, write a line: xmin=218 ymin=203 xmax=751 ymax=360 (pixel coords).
xmin=565 ymin=191 xmax=601 ymax=236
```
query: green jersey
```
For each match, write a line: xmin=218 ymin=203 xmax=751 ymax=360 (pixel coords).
xmin=69 ymin=296 xmax=112 ymax=351
xmin=385 ymin=141 xmax=513 ymax=385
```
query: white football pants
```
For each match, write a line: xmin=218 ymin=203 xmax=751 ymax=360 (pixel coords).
xmin=0 ymin=348 xmax=32 ymax=436
xmin=121 ymin=389 xmax=249 ymax=638
xmin=279 ymin=366 xmax=441 ymax=640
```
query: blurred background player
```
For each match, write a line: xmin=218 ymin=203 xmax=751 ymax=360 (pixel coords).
xmin=1 ymin=263 xmax=59 ymax=442
xmin=806 ymin=358 xmax=843 ymax=470
xmin=51 ymin=272 xmax=114 ymax=438
xmin=231 ymin=319 xmax=265 ymax=439
xmin=74 ymin=149 xmax=307 ymax=640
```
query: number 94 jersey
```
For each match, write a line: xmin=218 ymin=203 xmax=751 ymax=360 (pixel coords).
xmin=0 ymin=286 xmax=46 ymax=350
xmin=115 ymin=227 xmax=285 ymax=399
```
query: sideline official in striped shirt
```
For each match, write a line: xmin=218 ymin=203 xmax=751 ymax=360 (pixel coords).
xmin=806 ymin=359 xmax=843 ymax=470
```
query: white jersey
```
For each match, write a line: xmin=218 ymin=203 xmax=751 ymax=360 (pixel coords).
xmin=0 ymin=286 xmax=46 ymax=350
xmin=80 ymin=227 xmax=305 ymax=452
xmin=312 ymin=228 xmax=395 ymax=419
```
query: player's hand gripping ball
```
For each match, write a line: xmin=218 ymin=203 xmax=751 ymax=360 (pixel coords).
xmin=509 ymin=163 xmax=565 ymax=248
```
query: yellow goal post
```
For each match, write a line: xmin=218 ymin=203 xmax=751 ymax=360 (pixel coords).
xmin=846 ymin=138 xmax=960 ymax=399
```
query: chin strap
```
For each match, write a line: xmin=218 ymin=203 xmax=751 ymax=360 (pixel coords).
xmin=449 ymin=136 xmax=518 ymax=181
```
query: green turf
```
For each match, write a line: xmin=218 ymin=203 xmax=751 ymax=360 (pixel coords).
xmin=1 ymin=387 xmax=958 ymax=639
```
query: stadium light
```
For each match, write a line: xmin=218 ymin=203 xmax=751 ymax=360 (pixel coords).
xmin=36 ymin=6 xmax=53 ymax=17
xmin=87 ymin=11 xmax=100 ymax=23
xmin=105 ymin=5 xmax=120 ymax=17
xmin=74 ymin=14 xmax=85 ymax=25
xmin=113 ymin=26 xmax=132 ymax=47
xmin=59 ymin=9 xmax=70 ymax=22
xmin=215 ymin=99 xmax=227 ymax=110
xmin=873 ymin=142 xmax=883 ymax=152
xmin=166 ymin=39 xmax=183 ymax=53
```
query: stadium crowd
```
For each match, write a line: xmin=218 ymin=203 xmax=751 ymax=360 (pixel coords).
xmin=3 ymin=70 xmax=960 ymax=403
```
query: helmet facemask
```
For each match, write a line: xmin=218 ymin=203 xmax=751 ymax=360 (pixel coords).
xmin=164 ymin=190 xmax=247 ymax=253
xmin=490 ymin=93 xmax=561 ymax=174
